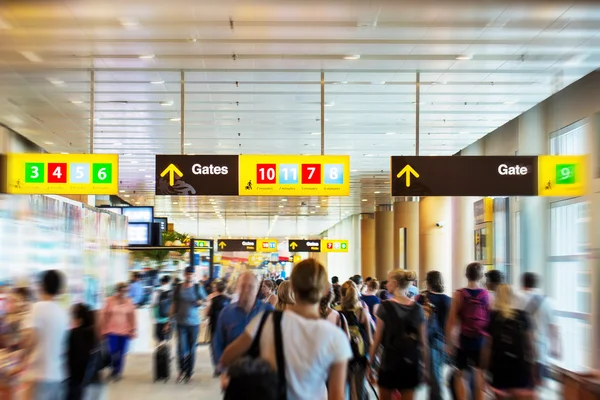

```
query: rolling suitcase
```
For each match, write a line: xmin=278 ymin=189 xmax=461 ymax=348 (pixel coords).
xmin=154 ymin=341 xmax=171 ymax=382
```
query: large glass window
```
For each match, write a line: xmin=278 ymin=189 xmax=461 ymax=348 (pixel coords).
xmin=550 ymin=122 xmax=587 ymax=155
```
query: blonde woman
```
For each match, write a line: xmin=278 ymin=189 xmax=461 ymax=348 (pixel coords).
xmin=275 ymin=281 xmax=294 ymax=311
xmin=368 ymin=269 xmax=429 ymax=400
xmin=339 ymin=281 xmax=372 ymax=400
xmin=482 ymin=284 xmax=537 ymax=399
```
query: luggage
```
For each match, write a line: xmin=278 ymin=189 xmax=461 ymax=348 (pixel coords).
xmin=154 ymin=342 xmax=171 ymax=382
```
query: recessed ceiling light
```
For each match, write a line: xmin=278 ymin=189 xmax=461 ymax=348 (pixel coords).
xmin=374 ymin=191 xmax=381 ymax=194
xmin=70 ymin=100 xmax=83 ymax=104
xmin=315 ymin=205 xmax=321 ymax=208
xmin=160 ymin=101 xmax=173 ymax=106
xmin=49 ymin=80 xmax=65 ymax=85
xmin=351 ymin=169 xmax=358 ymax=172
xmin=279 ymin=205 xmax=284 ymax=208
xmin=209 ymin=199 xmax=215 ymax=203
xmin=123 ymin=194 xmax=130 ymax=198
xmin=135 ymin=201 xmax=140 ymax=205
xmin=61 ymin=152 xmax=69 ymax=155
xmin=362 ymin=199 xmax=368 ymax=202
xmin=19 ymin=51 xmax=42 ymax=63
xmin=151 ymin=80 xmax=165 ymax=84
xmin=184 ymin=143 xmax=191 ymax=146
xmin=321 ymin=199 xmax=327 ymax=202
xmin=324 ymin=102 xmax=335 ymax=107
xmin=119 ymin=190 xmax=125 ymax=193
xmin=170 ymin=118 xmax=181 ymax=122
xmin=385 ymin=132 xmax=396 ymax=135
xmin=172 ymin=202 xmax=178 ymax=205
xmin=310 ymin=211 xmax=316 ymax=214
xmin=456 ymin=55 xmax=472 ymax=60
xmin=119 ymin=17 xmax=140 ymax=29
xmin=44 ymin=141 xmax=54 ymax=145
xmin=281 ymin=199 xmax=287 ymax=202
xmin=343 ymin=55 xmax=361 ymax=60
xmin=139 ymin=54 xmax=155 ymax=59
xmin=310 ymin=132 xmax=320 ymax=135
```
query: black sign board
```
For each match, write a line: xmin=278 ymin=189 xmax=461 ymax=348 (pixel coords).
xmin=391 ymin=156 xmax=538 ymax=197
xmin=217 ymin=239 xmax=257 ymax=252
xmin=288 ymin=239 xmax=321 ymax=252
xmin=156 ymin=155 xmax=239 ymax=196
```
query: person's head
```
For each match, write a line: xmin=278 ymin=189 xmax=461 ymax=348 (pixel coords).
xmin=350 ymin=274 xmax=362 ymax=287
xmin=366 ymin=279 xmax=379 ymax=293
xmin=465 ymin=262 xmax=484 ymax=283
xmin=115 ymin=282 xmax=128 ymax=298
xmin=494 ymin=284 xmax=516 ymax=319
xmin=202 ymin=274 xmax=208 ymax=281
xmin=224 ymin=358 xmax=279 ymax=400
xmin=160 ymin=275 xmax=171 ymax=286
xmin=522 ymin=272 xmax=538 ymax=290
xmin=275 ymin=278 xmax=283 ymax=288
xmin=341 ymin=281 xmax=361 ymax=311
xmin=340 ymin=279 xmax=357 ymax=298
xmin=331 ymin=276 xmax=339 ymax=285
xmin=237 ymin=272 xmax=260 ymax=307
xmin=184 ymin=266 xmax=195 ymax=283
xmin=173 ymin=277 xmax=181 ymax=286
xmin=40 ymin=269 xmax=64 ymax=298
xmin=380 ymin=280 xmax=388 ymax=291
xmin=72 ymin=303 xmax=94 ymax=329
xmin=261 ymin=280 xmax=275 ymax=296
xmin=275 ymin=281 xmax=295 ymax=311
xmin=485 ymin=269 xmax=504 ymax=292
xmin=132 ymin=273 xmax=141 ymax=282
xmin=425 ymin=271 xmax=445 ymax=293
xmin=212 ymin=279 xmax=227 ymax=294
xmin=387 ymin=269 xmax=418 ymax=296
xmin=290 ymin=259 xmax=327 ymax=305
xmin=365 ymin=277 xmax=372 ymax=284
xmin=14 ymin=287 xmax=31 ymax=303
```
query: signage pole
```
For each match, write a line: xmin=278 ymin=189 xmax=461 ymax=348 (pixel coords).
xmin=415 ymin=71 xmax=420 ymax=156
xmin=181 ymin=70 xmax=186 ymax=155
xmin=90 ymin=69 xmax=95 ymax=154
xmin=321 ymin=70 xmax=325 ymax=155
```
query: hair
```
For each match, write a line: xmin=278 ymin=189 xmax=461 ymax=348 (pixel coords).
xmin=41 ymin=270 xmax=64 ymax=296
xmin=380 ymin=280 xmax=388 ymax=290
xmin=184 ymin=266 xmax=195 ymax=274
xmin=350 ymin=275 xmax=362 ymax=286
xmin=466 ymin=262 xmax=484 ymax=282
xmin=494 ymin=284 xmax=516 ymax=319
xmin=388 ymin=269 xmax=417 ymax=291
xmin=275 ymin=281 xmax=295 ymax=311
xmin=133 ymin=272 xmax=141 ymax=280
xmin=340 ymin=280 xmax=357 ymax=298
xmin=262 ymin=280 xmax=275 ymax=292
xmin=319 ymin=284 xmax=335 ymax=319
xmin=213 ymin=279 xmax=227 ymax=293
xmin=331 ymin=276 xmax=339 ymax=285
xmin=115 ymin=282 xmax=128 ymax=294
xmin=367 ymin=279 xmax=379 ymax=292
xmin=275 ymin=279 xmax=283 ymax=287
xmin=341 ymin=283 xmax=361 ymax=311
xmin=72 ymin=303 xmax=94 ymax=328
xmin=290 ymin=259 xmax=328 ymax=304
xmin=365 ymin=277 xmax=372 ymax=283
xmin=160 ymin=275 xmax=171 ymax=285
xmin=14 ymin=287 xmax=32 ymax=301
xmin=224 ymin=358 xmax=279 ymax=400
xmin=485 ymin=269 xmax=504 ymax=286
xmin=426 ymin=271 xmax=445 ymax=293
xmin=522 ymin=272 xmax=538 ymax=289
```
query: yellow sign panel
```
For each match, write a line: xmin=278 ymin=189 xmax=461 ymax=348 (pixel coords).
xmin=322 ymin=239 xmax=349 ymax=253
xmin=257 ymin=239 xmax=279 ymax=253
xmin=292 ymin=254 xmax=303 ymax=263
xmin=538 ymin=155 xmax=588 ymax=197
xmin=5 ymin=153 xmax=119 ymax=195
xmin=238 ymin=155 xmax=350 ymax=196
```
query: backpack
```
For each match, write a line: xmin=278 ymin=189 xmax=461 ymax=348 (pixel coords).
xmin=416 ymin=291 xmax=441 ymax=341
xmin=209 ymin=295 xmax=232 ymax=330
xmin=340 ymin=308 xmax=368 ymax=366
xmin=458 ymin=288 xmax=489 ymax=338
xmin=157 ymin=289 xmax=173 ymax=319
xmin=490 ymin=311 xmax=528 ymax=370
xmin=380 ymin=301 xmax=421 ymax=372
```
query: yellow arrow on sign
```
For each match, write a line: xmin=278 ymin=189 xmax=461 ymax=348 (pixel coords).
xmin=160 ymin=164 xmax=183 ymax=186
xmin=218 ymin=241 xmax=227 ymax=249
xmin=290 ymin=242 xmax=298 ymax=250
xmin=397 ymin=165 xmax=419 ymax=187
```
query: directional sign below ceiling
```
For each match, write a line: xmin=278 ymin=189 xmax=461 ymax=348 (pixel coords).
xmin=288 ymin=239 xmax=321 ymax=252
xmin=216 ymin=239 xmax=257 ymax=252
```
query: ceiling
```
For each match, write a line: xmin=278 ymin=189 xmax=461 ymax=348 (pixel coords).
xmin=1 ymin=0 xmax=600 ymax=237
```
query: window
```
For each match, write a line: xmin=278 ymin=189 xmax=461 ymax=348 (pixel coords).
xmin=550 ymin=122 xmax=587 ymax=156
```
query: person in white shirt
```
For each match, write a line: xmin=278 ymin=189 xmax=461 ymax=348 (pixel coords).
xmin=221 ymin=259 xmax=352 ymax=400
xmin=19 ymin=270 xmax=69 ymax=400
xmin=518 ymin=272 xmax=561 ymax=385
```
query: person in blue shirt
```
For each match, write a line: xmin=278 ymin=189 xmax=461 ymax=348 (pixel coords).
xmin=212 ymin=271 xmax=274 ymax=374
xmin=128 ymin=273 xmax=144 ymax=306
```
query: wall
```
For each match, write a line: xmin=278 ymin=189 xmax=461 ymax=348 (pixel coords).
xmin=0 ymin=124 xmax=41 ymax=153
xmin=321 ymin=214 xmax=361 ymax=280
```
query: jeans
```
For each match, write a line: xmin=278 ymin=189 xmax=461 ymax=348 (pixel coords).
xmin=429 ymin=336 xmax=445 ymax=400
xmin=177 ymin=324 xmax=200 ymax=377
xmin=33 ymin=381 xmax=65 ymax=400
xmin=107 ymin=334 xmax=130 ymax=377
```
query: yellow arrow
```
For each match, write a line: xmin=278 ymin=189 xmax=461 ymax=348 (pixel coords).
xmin=290 ymin=242 xmax=298 ymax=250
xmin=396 ymin=164 xmax=419 ymax=187
xmin=160 ymin=163 xmax=183 ymax=186
xmin=218 ymin=241 xmax=226 ymax=249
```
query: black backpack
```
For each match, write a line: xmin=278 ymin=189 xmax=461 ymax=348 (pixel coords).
xmin=157 ymin=289 xmax=173 ymax=319
xmin=380 ymin=301 xmax=421 ymax=371
xmin=209 ymin=295 xmax=231 ymax=330
xmin=490 ymin=310 xmax=528 ymax=370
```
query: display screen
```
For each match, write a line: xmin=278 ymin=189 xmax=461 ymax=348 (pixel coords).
xmin=122 ymin=206 xmax=153 ymax=223
xmin=128 ymin=223 xmax=150 ymax=245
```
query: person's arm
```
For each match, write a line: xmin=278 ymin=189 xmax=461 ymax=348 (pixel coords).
xmin=361 ymin=308 xmax=373 ymax=346
xmin=327 ymin=361 xmax=348 ymax=400
xmin=219 ymin=331 xmax=253 ymax=367
xmin=445 ymin=290 xmax=461 ymax=354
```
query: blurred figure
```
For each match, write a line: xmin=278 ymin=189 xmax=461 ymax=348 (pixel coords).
xmin=1 ymin=293 xmax=26 ymax=351
xmin=350 ymin=275 xmax=363 ymax=292
xmin=360 ymin=279 xmax=381 ymax=323
xmin=101 ymin=282 xmax=137 ymax=381
xmin=407 ymin=279 xmax=419 ymax=299
xmin=485 ymin=270 xmax=505 ymax=306
xmin=67 ymin=303 xmax=98 ymax=400
xmin=201 ymin=274 xmax=212 ymax=296
xmin=260 ymin=280 xmax=277 ymax=307
xmin=275 ymin=281 xmax=295 ymax=312
xmin=331 ymin=276 xmax=342 ymax=306
xmin=223 ymin=358 xmax=279 ymax=400
xmin=482 ymin=284 xmax=536 ymax=399
xmin=151 ymin=275 xmax=172 ymax=342
xmin=446 ymin=262 xmax=490 ymax=400
xmin=205 ymin=279 xmax=231 ymax=374
xmin=128 ymin=273 xmax=144 ymax=307
xmin=416 ymin=271 xmax=451 ymax=400
xmin=368 ymin=269 xmax=428 ymax=400
xmin=362 ymin=277 xmax=373 ymax=294
xmin=319 ymin=283 xmax=349 ymax=338
xmin=519 ymin=273 xmax=561 ymax=386
xmin=377 ymin=280 xmax=392 ymax=301
xmin=19 ymin=270 xmax=69 ymax=400
xmin=213 ymin=272 xmax=274 ymax=374
xmin=14 ymin=287 xmax=32 ymax=314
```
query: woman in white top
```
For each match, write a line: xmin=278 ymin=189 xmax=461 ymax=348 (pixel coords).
xmin=221 ymin=259 xmax=352 ymax=400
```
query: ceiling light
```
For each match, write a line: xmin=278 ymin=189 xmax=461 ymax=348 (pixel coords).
xmin=385 ymin=132 xmax=396 ymax=135
xmin=351 ymin=169 xmax=358 ymax=172
xmin=19 ymin=51 xmax=42 ymax=63
xmin=315 ymin=205 xmax=321 ymax=208
xmin=172 ymin=202 xmax=178 ymax=205
xmin=145 ymin=175 xmax=152 ymax=178
xmin=70 ymin=100 xmax=83 ymax=104
xmin=61 ymin=152 xmax=69 ymax=155
xmin=456 ymin=55 xmax=472 ymax=60
xmin=49 ymin=79 xmax=65 ymax=85
xmin=343 ymin=55 xmax=361 ymax=60
xmin=184 ymin=143 xmax=191 ymax=146
xmin=135 ymin=201 xmax=140 ymax=205
xmin=374 ymin=191 xmax=381 ymax=194
xmin=364 ymin=154 xmax=374 ymax=157
xmin=170 ymin=118 xmax=181 ymax=122
xmin=43 ymin=141 xmax=54 ymax=145
xmin=341 ymin=81 xmax=348 ymax=84
xmin=119 ymin=190 xmax=125 ymax=193
xmin=150 ymin=80 xmax=164 ymax=84
xmin=321 ymin=199 xmax=327 ymax=202
xmin=209 ymin=199 xmax=215 ymax=203
xmin=324 ymin=102 xmax=335 ymax=107
xmin=139 ymin=54 xmax=155 ymax=59
xmin=310 ymin=132 xmax=320 ymax=135
xmin=119 ymin=17 xmax=140 ymax=29
xmin=281 ymin=199 xmax=287 ymax=202
xmin=362 ymin=199 xmax=368 ymax=202
xmin=279 ymin=205 xmax=284 ymax=208
xmin=160 ymin=101 xmax=173 ymax=106
xmin=310 ymin=211 xmax=315 ymax=214
xmin=123 ymin=194 xmax=130 ymax=198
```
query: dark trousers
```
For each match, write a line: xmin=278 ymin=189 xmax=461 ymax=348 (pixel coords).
xmin=107 ymin=334 xmax=129 ymax=377
xmin=155 ymin=323 xmax=170 ymax=342
xmin=177 ymin=324 xmax=200 ymax=377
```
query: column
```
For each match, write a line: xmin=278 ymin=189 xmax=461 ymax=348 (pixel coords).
xmin=374 ymin=204 xmax=394 ymax=280
xmin=360 ymin=214 xmax=375 ymax=279
xmin=419 ymin=197 xmax=452 ymax=291
xmin=451 ymin=197 xmax=476 ymax=291
xmin=394 ymin=197 xmax=419 ymax=271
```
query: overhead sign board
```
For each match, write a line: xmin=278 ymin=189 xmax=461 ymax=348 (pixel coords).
xmin=4 ymin=153 xmax=118 ymax=195
xmin=288 ymin=239 xmax=321 ymax=252
xmin=217 ymin=239 xmax=257 ymax=252
xmin=257 ymin=239 xmax=279 ymax=252
xmin=155 ymin=154 xmax=350 ymax=196
xmin=194 ymin=240 xmax=212 ymax=249
xmin=537 ymin=155 xmax=587 ymax=197
xmin=322 ymin=239 xmax=349 ymax=253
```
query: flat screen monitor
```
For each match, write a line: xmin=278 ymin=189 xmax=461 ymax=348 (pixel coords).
xmin=128 ymin=223 xmax=150 ymax=245
xmin=122 ymin=206 xmax=154 ymax=223
xmin=154 ymin=217 xmax=168 ymax=233
xmin=99 ymin=206 xmax=122 ymax=214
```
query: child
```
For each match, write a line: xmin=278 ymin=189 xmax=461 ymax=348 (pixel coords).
xmin=67 ymin=303 xmax=98 ymax=400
